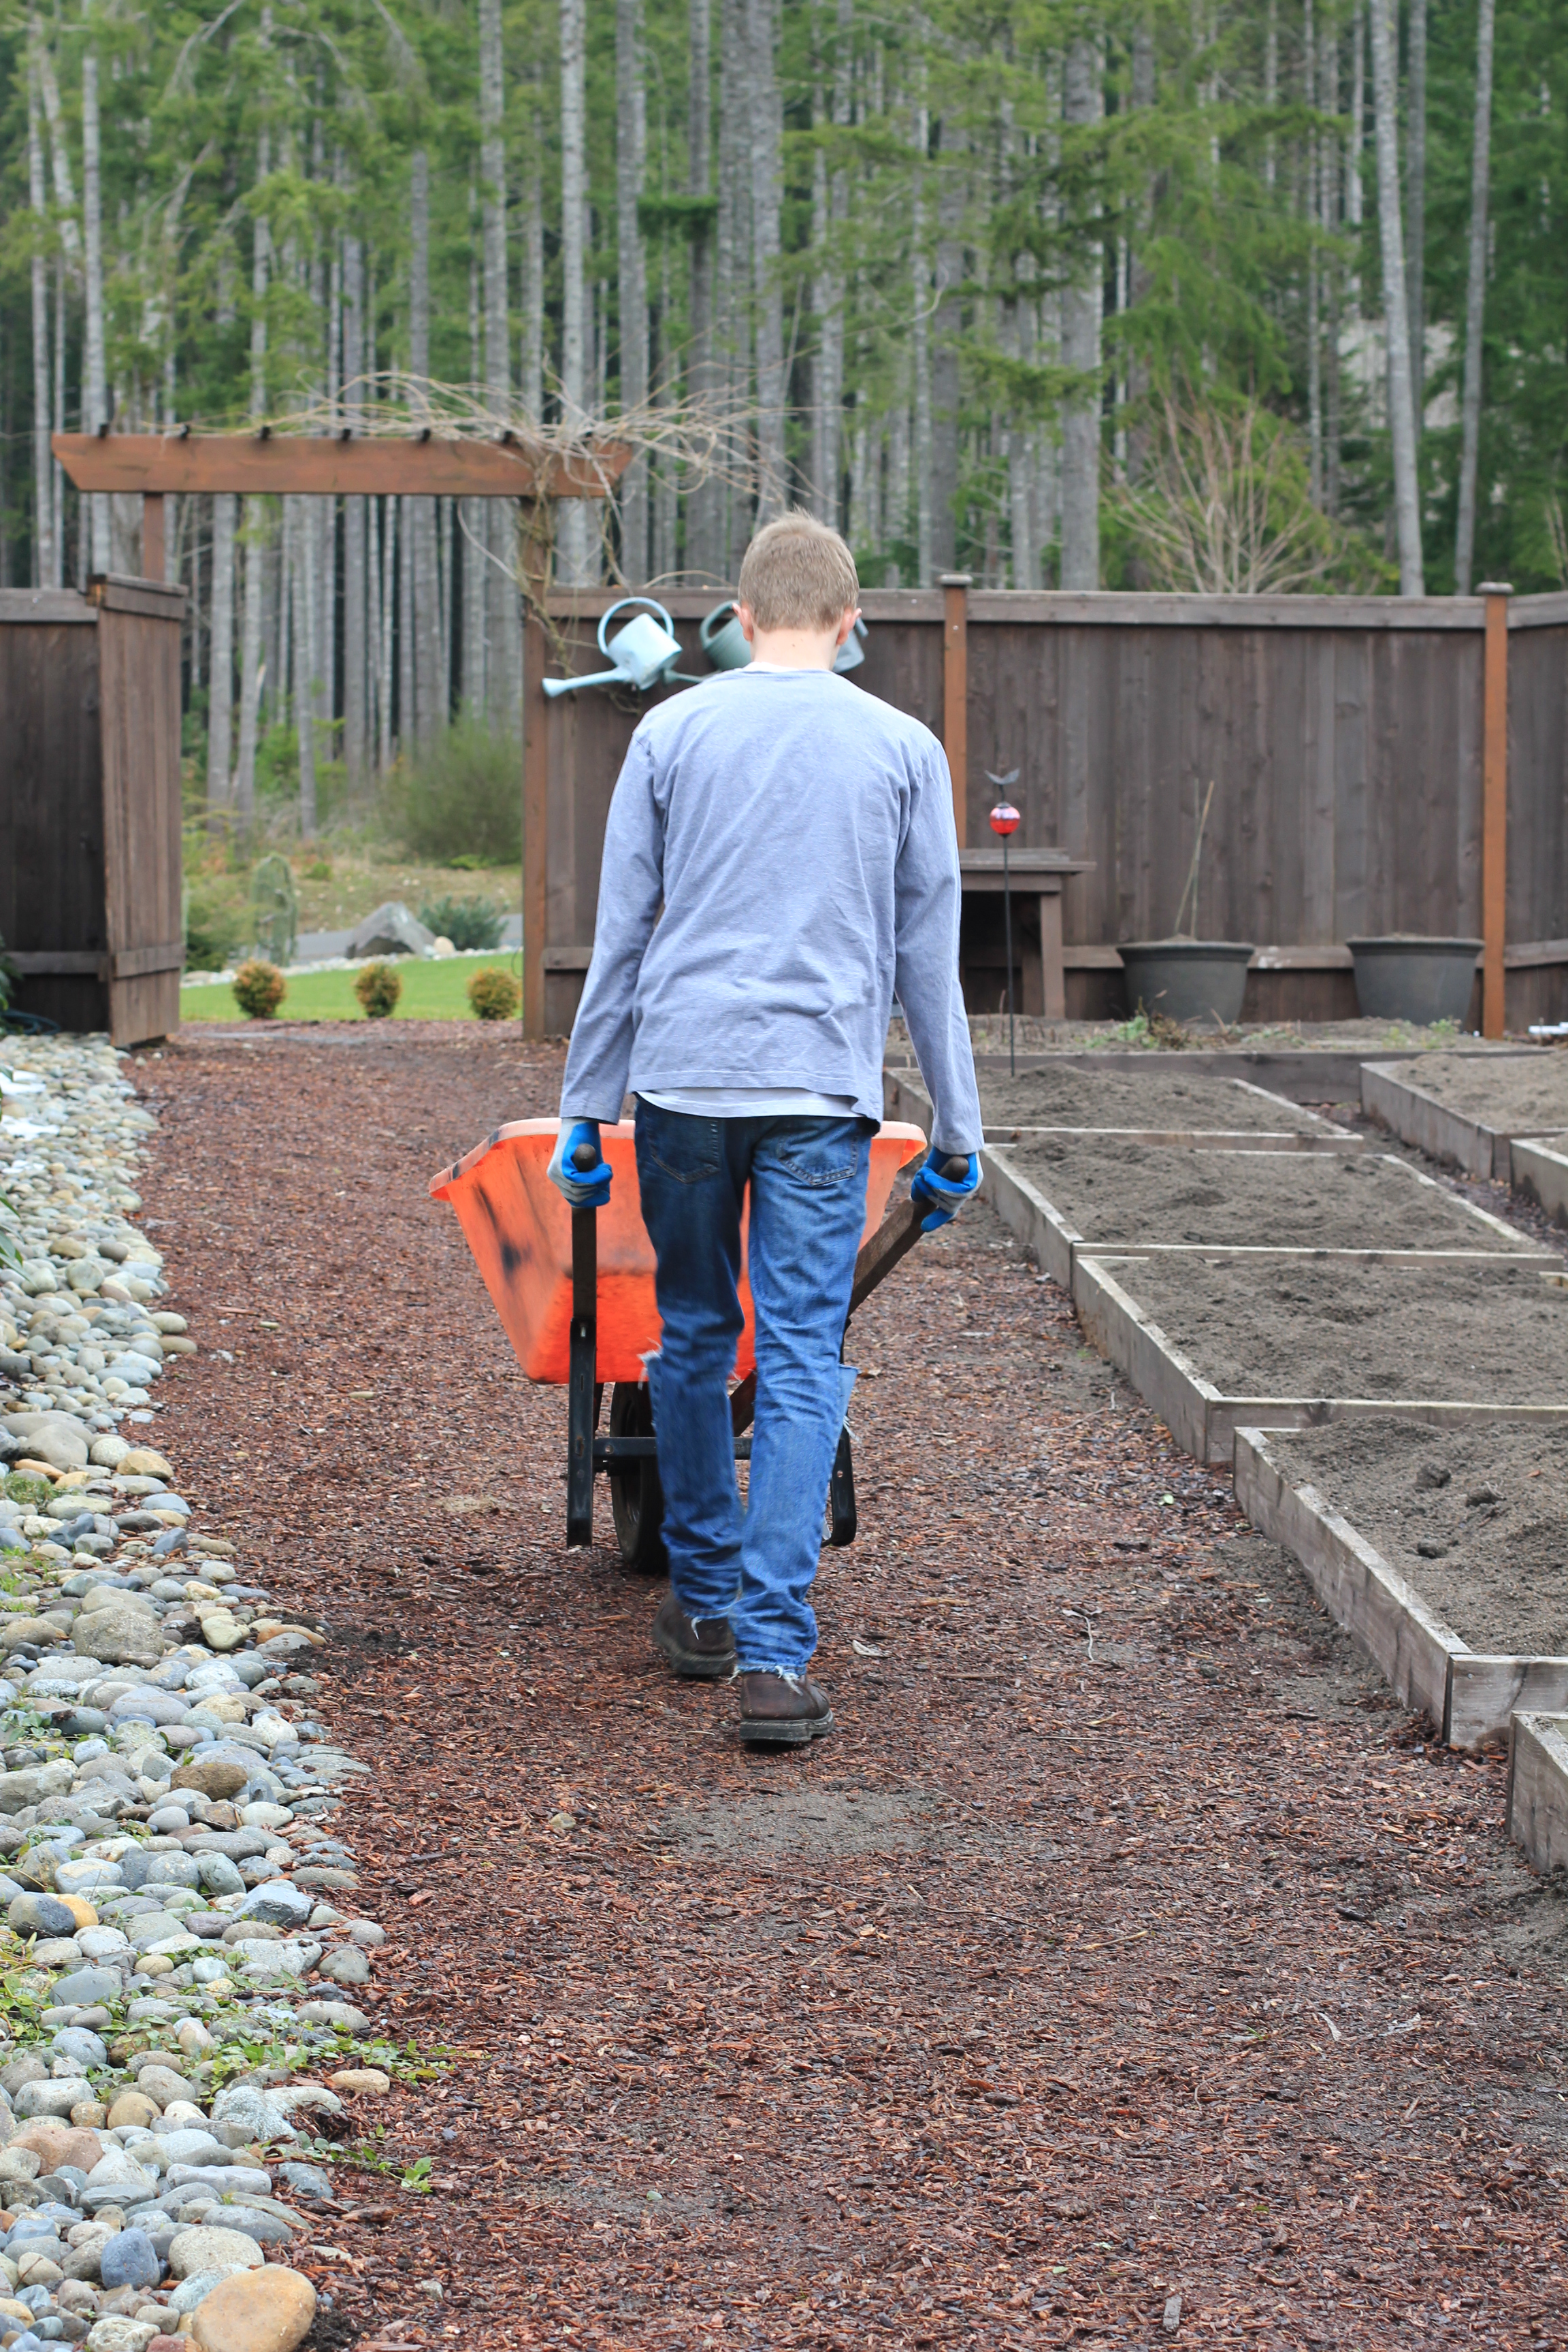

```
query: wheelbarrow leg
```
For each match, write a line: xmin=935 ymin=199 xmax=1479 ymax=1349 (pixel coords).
xmin=567 ymin=1205 xmax=597 ymax=1548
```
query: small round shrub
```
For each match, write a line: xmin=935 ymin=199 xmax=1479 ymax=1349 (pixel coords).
xmin=468 ymin=966 xmax=521 ymax=1023
xmin=355 ymin=960 xmax=403 ymax=1019
xmin=231 ymin=959 xmax=287 ymax=1019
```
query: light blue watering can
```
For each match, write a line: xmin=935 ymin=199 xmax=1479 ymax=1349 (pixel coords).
xmin=542 ymin=597 xmax=699 ymax=698
xmin=698 ymin=600 xmax=869 ymax=674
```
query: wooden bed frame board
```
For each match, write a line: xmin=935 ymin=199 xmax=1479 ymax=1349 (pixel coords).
xmin=1510 ymin=1138 xmax=1568 ymax=1230
xmin=1235 ymin=1431 xmax=1568 ymax=1748
xmin=1362 ymin=1059 xmax=1520 ymax=1182
xmin=1073 ymin=1255 xmax=1568 ymax=1469
xmin=1506 ymin=1712 xmax=1568 ymax=1875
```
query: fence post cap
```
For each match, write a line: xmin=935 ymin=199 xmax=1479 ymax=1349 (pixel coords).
xmin=1478 ymin=581 xmax=1514 ymax=596
xmin=937 ymin=572 xmax=973 ymax=588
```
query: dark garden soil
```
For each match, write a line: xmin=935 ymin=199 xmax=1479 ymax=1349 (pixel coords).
xmin=124 ymin=1021 xmax=1568 ymax=2349
xmin=973 ymin=1070 xmax=1333 ymax=1137
xmin=1118 ymin=1258 xmax=1568 ymax=1404
xmin=1264 ymin=1420 xmax=1568 ymax=1661
xmin=1006 ymin=1142 xmax=1520 ymax=1255
xmin=1374 ymin=1054 xmax=1568 ymax=1135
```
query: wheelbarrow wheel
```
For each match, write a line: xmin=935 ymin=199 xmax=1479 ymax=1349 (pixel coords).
xmin=608 ymin=1382 xmax=667 ymax=1576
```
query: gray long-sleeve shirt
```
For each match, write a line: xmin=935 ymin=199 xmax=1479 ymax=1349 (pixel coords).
xmin=559 ymin=666 xmax=983 ymax=1155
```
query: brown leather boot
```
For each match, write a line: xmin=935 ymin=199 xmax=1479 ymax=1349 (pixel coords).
xmin=651 ymin=1595 xmax=736 ymax=1680
xmin=736 ymin=1670 xmax=834 ymax=1745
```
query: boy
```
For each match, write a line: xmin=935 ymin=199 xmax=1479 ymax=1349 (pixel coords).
xmin=551 ymin=512 xmax=983 ymax=1742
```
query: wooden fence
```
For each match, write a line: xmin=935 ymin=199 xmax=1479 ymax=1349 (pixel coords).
xmin=0 ymin=578 xmax=185 ymax=1047
xmin=525 ymin=583 xmax=1568 ymax=1039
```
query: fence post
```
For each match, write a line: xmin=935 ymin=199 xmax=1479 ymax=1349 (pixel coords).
xmin=522 ymin=605 xmax=549 ymax=1039
xmin=939 ymin=572 xmax=971 ymax=847
xmin=1480 ymin=581 xmax=1512 ymax=1039
xmin=141 ymin=493 xmax=164 ymax=583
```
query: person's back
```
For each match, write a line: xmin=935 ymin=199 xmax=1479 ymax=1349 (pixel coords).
xmin=572 ymin=666 xmax=945 ymax=1115
xmin=552 ymin=512 xmax=981 ymax=1743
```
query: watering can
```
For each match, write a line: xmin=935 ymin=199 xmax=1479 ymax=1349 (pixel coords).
xmin=541 ymin=597 xmax=693 ymax=699
xmin=698 ymin=602 xmax=869 ymax=674
xmin=700 ymin=600 xmax=753 ymax=670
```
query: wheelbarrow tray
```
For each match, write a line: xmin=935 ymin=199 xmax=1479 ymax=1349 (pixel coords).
xmin=429 ymin=1119 xmax=927 ymax=1385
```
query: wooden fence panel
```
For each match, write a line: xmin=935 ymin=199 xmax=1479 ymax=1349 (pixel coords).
xmin=532 ymin=587 xmax=1566 ymax=1035
xmin=0 ymin=606 xmax=105 ymax=1035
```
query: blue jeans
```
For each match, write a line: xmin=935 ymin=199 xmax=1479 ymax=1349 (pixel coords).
xmin=634 ymin=1101 xmax=872 ymax=1674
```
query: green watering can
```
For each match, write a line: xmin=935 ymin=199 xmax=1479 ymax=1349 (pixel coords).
xmin=699 ymin=602 xmax=869 ymax=674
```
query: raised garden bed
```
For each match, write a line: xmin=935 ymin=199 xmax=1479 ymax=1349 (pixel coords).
xmin=991 ymin=1141 xmax=1525 ymax=1285
xmin=971 ymin=1064 xmax=1345 ymax=1137
xmin=1075 ymin=1254 xmax=1568 ymax=1467
xmin=1235 ymin=1428 xmax=1568 ymax=1747
xmin=1362 ymin=1051 xmax=1563 ymax=1181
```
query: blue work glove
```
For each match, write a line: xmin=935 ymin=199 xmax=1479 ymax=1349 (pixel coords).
xmin=548 ymin=1118 xmax=612 ymax=1209
xmin=910 ymin=1147 xmax=981 ymax=1233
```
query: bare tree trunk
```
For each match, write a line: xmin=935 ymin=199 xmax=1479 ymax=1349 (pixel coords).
xmin=1368 ymin=0 xmax=1423 ymax=593
xmin=439 ymin=497 xmax=453 ymax=715
xmin=717 ymin=0 xmax=753 ymax=571
xmin=209 ymin=493 xmax=237 ymax=809
xmin=461 ymin=218 xmax=487 ymax=712
xmin=293 ymin=493 xmax=318 ymax=838
xmin=556 ymin=0 xmax=596 ymax=587
xmin=928 ymin=114 xmax=964 ymax=573
xmin=1404 ymin=0 xmax=1426 ymax=429
xmin=1454 ymin=0 xmax=1494 ymax=595
xmin=616 ymin=0 xmax=650 ymax=579
xmin=1305 ymin=0 xmax=1322 ymax=505
xmin=480 ymin=0 xmax=522 ymax=729
xmin=684 ymin=0 xmax=720 ymax=576
xmin=1059 ymin=38 xmax=1102 ymax=589
xmin=80 ymin=12 xmax=110 ymax=574
xmin=54 ymin=257 xmax=68 ymax=583
xmin=27 ymin=38 xmax=55 ymax=590
xmin=378 ymin=493 xmax=397 ymax=772
xmin=911 ymin=88 xmax=932 ymax=583
xmin=522 ymin=150 xmax=544 ymax=421
xmin=1348 ymin=0 xmax=1365 ymax=228
xmin=1264 ymin=0 xmax=1277 ymax=189
xmin=342 ymin=224 xmax=369 ymax=777
xmin=398 ymin=493 xmax=414 ymax=753
xmin=408 ymin=148 xmax=442 ymax=745
xmin=1322 ymin=20 xmax=1342 ymax=514
xmin=810 ymin=0 xmax=851 ymax=526
xmin=885 ymin=395 xmax=909 ymax=581
xmin=749 ymin=0 xmax=786 ymax=521
xmin=235 ymin=133 xmax=272 ymax=824
xmin=208 ymin=231 xmax=239 ymax=817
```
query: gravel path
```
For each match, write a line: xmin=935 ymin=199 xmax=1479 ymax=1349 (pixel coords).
xmin=114 ymin=1025 xmax=1568 ymax=2348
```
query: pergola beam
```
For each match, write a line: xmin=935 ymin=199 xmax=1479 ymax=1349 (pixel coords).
xmin=52 ymin=431 xmax=629 ymax=500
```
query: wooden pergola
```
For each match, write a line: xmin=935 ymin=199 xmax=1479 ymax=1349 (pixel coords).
xmin=54 ymin=428 xmax=629 ymax=573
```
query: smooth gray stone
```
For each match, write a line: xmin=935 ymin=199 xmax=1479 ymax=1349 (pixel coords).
xmin=48 ymin=1965 xmax=121 ymax=2009
xmin=98 ymin=2226 xmax=159 ymax=2291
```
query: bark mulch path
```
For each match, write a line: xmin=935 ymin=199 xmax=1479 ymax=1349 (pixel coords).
xmin=127 ymin=1024 xmax=1568 ymax=2349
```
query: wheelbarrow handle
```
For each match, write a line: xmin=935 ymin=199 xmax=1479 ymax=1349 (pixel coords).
xmin=567 ymin=1203 xmax=598 ymax=1545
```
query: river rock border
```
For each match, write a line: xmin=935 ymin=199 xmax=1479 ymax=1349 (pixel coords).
xmin=0 ymin=1039 xmax=401 ymax=2352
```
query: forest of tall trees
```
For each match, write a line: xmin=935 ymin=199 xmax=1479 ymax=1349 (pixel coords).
xmin=0 ymin=0 xmax=1562 ymax=819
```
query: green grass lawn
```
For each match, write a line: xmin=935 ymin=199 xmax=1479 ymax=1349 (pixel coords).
xmin=180 ymin=953 xmax=524 ymax=1025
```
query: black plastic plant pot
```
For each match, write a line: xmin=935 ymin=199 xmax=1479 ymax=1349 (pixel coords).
xmin=1347 ymin=936 xmax=1484 ymax=1026
xmin=1117 ymin=939 xmax=1255 ymax=1028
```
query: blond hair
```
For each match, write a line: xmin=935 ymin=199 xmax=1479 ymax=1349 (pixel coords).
xmin=736 ymin=512 xmax=860 ymax=633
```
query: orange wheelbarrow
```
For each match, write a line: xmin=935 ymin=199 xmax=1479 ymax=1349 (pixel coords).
xmin=429 ymin=1120 xmax=946 ymax=1568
